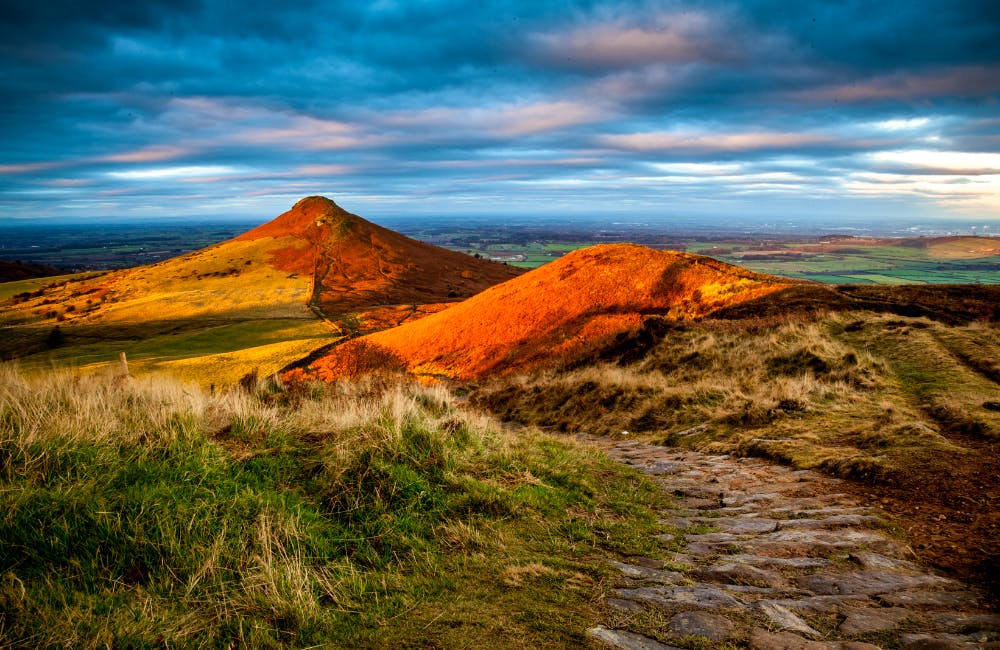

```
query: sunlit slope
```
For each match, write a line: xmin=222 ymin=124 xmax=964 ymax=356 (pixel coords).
xmin=4 ymin=196 xmax=521 ymax=328
xmin=234 ymin=195 xmax=523 ymax=317
xmin=300 ymin=244 xmax=796 ymax=381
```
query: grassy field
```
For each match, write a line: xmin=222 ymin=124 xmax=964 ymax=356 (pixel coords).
xmin=8 ymin=318 xmax=340 ymax=387
xmin=706 ymin=238 xmax=1000 ymax=284
xmin=0 ymin=366 xmax=670 ymax=648
xmin=0 ymin=272 xmax=103 ymax=301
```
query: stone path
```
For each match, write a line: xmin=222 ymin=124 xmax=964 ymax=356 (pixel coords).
xmin=585 ymin=438 xmax=1000 ymax=650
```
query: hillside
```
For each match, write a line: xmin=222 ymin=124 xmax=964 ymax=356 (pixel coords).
xmin=3 ymin=196 xmax=520 ymax=329
xmin=472 ymin=284 xmax=1000 ymax=598
xmin=294 ymin=244 xmax=796 ymax=381
xmin=0 ymin=197 xmax=520 ymax=381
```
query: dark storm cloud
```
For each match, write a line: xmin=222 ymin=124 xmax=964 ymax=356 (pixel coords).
xmin=1 ymin=1 xmax=998 ymax=221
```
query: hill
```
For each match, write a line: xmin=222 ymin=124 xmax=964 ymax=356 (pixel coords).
xmin=0 ymin=197 xmax=520 ymax=381
xmin=4 ymin=196 xmax=520 ymax=328
xmin=294 ymin=244 xmax=796 ymax=381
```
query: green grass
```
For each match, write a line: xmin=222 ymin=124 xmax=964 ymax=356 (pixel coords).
xmin=0 ymin=273 xmax=100 ymax=301
xmin=0 ymin=366 xmax=669 ymax=648
xmin=21 ymin=318 xmax=334 ymax=369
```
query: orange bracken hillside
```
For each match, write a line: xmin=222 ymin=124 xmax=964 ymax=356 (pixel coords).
xmin=4 ymin=196 xmax=521 ymax=330
xmin=297 ymin=244 xmax=798 ymax=381
xmin=234 ymin=196 xmax=523 ymax=319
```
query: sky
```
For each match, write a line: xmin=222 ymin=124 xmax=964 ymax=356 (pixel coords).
xmin=2 ymin=0 xmax=1000 ymax=226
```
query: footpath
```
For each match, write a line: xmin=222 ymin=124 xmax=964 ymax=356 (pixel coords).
xmin=585 ymin=438 xmax=999 ymax=650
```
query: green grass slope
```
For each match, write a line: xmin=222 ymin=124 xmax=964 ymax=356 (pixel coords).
xmin=0 ymin=366 xmax=668 ymax=648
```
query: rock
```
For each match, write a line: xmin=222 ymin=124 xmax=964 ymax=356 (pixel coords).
xmin=648 ymin=461 xmax=685 ymax=475
xmin=685 ymin=541 xmax=735 ymax=556
xmin=611 ymin=561 xmax=684 ymax=584
xmin=727 ymin=554 xmax=833 ymax=570
xmin=687 ymin=532 xmax=742 ymax=543
xmin=746 ymin=529 xmax=896 ymax=555
xmin=778 ymin=514 xmax=882 ymax=530
xmin=659 ymin=517 xmax=691 ymax=529
xmin=606 ymin=598 xmax=644 ymax=612
xmin=838 ymin=607 xmax=912 ymax=634
xmin=847 ymin=551 xmax=920 ymax=572
xmin=749 ymin=628 xmax=881 ymax=650
xmin=753 ymin=601 xmax=822 ymax=637
xmin=795 ymin=570 xmax=955 ymax=596
xmin=756 ymin=595 xmax=871 ymax=615
xmin=668 ymin=610 xmax=733 ymax=642
xmin=616 ymin=585 xmax=744 ymax=610
xmin=927 ymin=611 xmax=1000 ymax=632
xmin=623 ymin=556 xmax=666 ymax=569
xmin=716 ymin=517 xmax=779 ymax=534
xmin=899 ymin=633 xmax=980 ymax=649
xmin=655 ymin=533 xmax=676 ymax=544
xmin=723 ymin=492 xmax=783 ymax=507
xmin=587 ymin=626 xmax=683 ymax=650
xmin=877 ymin=590 xmax=979 ymax=608
xmin=676 ymin=497 xmax=719 ymax=509
xmin=694 ymin=562 xmax=786 ymax=588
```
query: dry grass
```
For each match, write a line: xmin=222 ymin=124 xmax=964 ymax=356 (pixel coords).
xmin=474 ymin=314 xmax=991 ymax=481
xmin=0 ymin=365 xmax=669 ymax=648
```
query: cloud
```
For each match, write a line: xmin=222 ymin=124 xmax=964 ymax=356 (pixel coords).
xmin=599 ymin=130 xmax=838 ymax=154
xmin=1 ymin=1 xmax=999 ymax=222
xmin=528 ymin=10 xmax=744 ymax=70
xmin=792 ymin=66 xmax=1000 ymax=104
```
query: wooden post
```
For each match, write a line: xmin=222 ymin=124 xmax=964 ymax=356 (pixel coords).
xmin=119 ymin=351 xmax=129 ymax=376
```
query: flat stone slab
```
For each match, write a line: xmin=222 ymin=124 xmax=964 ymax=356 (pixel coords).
xmin=715 ymin=517 xmax=779 ymax=534
xmin=838 ymin=607 xmax=912 ymax=635
xmin=685 ymin=541 xmax=736 ymax=556
xmin=687 ymin=532 xmax=742 ymax=543
xmin=606 ymin=598 xmax=644 ymax=612
xmin=899 ymin=633 xmax=982 ymax=649
xmin=587 ymin=626 xmax=683 ymax=650
xmin=668 ymin=610 xmax=733 ymax=642
xmin=744 ymin=529 xmax=895 ymax=555
xmin=659 ymin=517 xmax=691 ymax=529
xmin=611 ymin=561 xmax=684 ymax=584
xmin=723 ymin=492 xmax=784 ymax=507
xmin=727 ymin=554 xmax=833 ymax=570
xmin=927 ymin=611 xmax=1000 ymax=631
xmin=616 ymin=585 xmax=744 ymax=610
xmin=752 ymin=601 xmax=822 ymax=637
xmin=756 ymin=595 xmax=871 ymax=615
xmin=694 ymin=562 xmax=786 ymax=588
xmin=877 ymin=590 xmax=979 ymax=608
xmin=795 ymin=570 xmax=957 ymax=596
xmin=647 ymin=461 xmax=685 ymax=475
xmin=749 ymin=628 xmax=882 ymax=650
xmin=778 ymin=514 xmax=882 ymax=530
xmin=848 ymin=551 xmax=921 ymax=572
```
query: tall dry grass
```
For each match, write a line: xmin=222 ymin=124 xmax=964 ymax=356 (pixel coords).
xmin=0 ymin=365 xmax=520 ymax=647
xmin=474 ymin=316 xmax=964 ymax=480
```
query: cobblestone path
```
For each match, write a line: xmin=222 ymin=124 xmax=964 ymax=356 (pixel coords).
xmin=586 ymin=439 xmax=999 ymax=650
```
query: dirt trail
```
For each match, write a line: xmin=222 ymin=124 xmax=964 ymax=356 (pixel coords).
xmin=586 ymin=438 xmax=999 ymax=650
